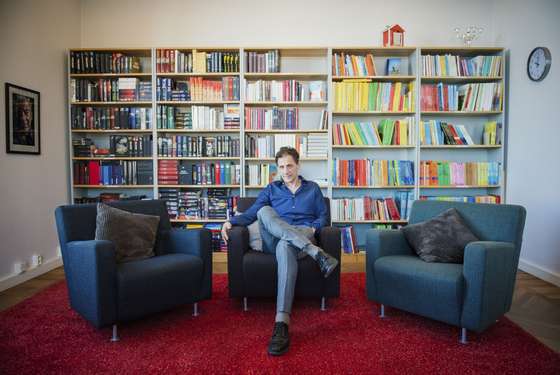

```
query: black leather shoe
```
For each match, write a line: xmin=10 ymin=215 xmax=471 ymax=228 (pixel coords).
xmin=268 ymin=322 xmax=290 ymax=356
xmin=316 ymin=251 xmax=339 ymax=278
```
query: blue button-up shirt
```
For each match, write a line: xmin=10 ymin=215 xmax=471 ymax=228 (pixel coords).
xmin=230 ymin=177 xmax=328 ymax=231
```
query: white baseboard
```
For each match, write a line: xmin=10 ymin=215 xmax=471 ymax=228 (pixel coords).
xmin=0 ymin=256 xmax=63 ymax=292
xmin=518 ymin=258 xmax=560 ymax=287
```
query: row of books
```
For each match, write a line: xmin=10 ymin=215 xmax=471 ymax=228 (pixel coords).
xmin=156 ymin=105 xmax=240 ymax=130
xmin=245 ymin=50 xmax=280 ymax=73
xmin=332 ymin=159 xmax=415 ymax=187
xmin=245 ymin=80 xmax=326 ymax=102
xmin=156 ymin=49 xmax=239 ymax=73
xmin=420 ymin=195 xmax=501 ymax=204
xmin=158 ymin=160 xmax=241 ymax=185
xmin=156 ymin=77 xmax=240 ymax=101
xmin=71 ymin=107 xmax=152 ymax=130
xmin=419 ymin=161 xmax=501 ymax=186
xmin=73 ymin=135 xmax=152 ymax=157
xmin=70 ymin=51 xmax=144 ymax=74
xmin=333 ymin=118 xmax=413 ymax=146
xmin=245 ymin=134 xmax=308 ymax=158
xmin=333 ymin=81 xmax=414 ymax=112
xmin=245 ymin=164 xmax=277 ymax=186
xmin=421 ymin=54 xmax=502 ymax=77
xmin=330 ymin=195 xmax=412 ymax=222
xmin=70 ymin=78 xmax=151 ymax=102
xmin=157 ymin=135 xmax=240 ymax=157
xmin=159 ymin=188 xmax=237 ymax=220
xmin=74 ymin=193 xmax=149 ymax=204
xmin=244 ymin=107 xmax=299 ymax=130
xmin=420 ymin=83 xmax=503 ymax=112
xmin=420 ymin=120 xmax=502 ymax=145
xmin=73 ymin=160 xmax=153 ymax=185
xmin=332 ymin=53 xmax=377 ymax=77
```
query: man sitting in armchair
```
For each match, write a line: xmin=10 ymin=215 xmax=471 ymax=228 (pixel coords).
xmin=221 ymin=146 xmax=338 ymax=356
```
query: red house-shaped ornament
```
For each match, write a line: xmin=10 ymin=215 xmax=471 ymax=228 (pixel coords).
xmin=383 ymin=24 xmax=405 ymax=47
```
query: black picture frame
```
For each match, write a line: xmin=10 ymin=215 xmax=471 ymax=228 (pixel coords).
xmin=5 ymin=83 xmax=41 ymax=154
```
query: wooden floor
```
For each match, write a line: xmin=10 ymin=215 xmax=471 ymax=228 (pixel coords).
xmin=1 ymin=257 xmax=559 ymax=353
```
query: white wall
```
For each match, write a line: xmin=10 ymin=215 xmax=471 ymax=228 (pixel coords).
xmin=1 ymin=0 xmax=558 ymax=288
xmin=493 ymin=0 xmax=560 ymax=285
xmin=0 ymin=0 xmax=81 ymax=289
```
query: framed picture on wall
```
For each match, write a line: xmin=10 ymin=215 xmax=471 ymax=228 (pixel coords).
xmin=5 ymin=83 xmax=41 ymax=154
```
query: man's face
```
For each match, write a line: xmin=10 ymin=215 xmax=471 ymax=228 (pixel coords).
xmin=18 ymin=101 xmax=32 ymax=131
xmin=277 ymin=155 xmax=299 ymax=184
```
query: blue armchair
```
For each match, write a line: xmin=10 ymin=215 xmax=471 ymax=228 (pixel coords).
xmin=366 ymin=200 xmax=526 ymax=342
xmin=54 ymin=199 xmax=212 ymax=340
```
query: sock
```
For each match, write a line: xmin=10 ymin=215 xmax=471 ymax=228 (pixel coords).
xmin=302 ymin=243 xmax=321 ymax=259
xmin=275 ymin=312 xmax=290 ymax=325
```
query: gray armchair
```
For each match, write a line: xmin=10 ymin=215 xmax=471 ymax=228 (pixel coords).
xmin=55 ymin=199 xmax=212 ymax=340
xmin=366 ymin=200 xmax=526 ymax=343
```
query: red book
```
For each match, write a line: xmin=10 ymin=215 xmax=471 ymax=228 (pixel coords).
xmin=88 ymin=161 xmax=100 ymax=185
xmin=385 ymin=198 xmax=401 ymax=220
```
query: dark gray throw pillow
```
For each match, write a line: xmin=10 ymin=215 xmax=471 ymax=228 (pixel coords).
xmin=402 ymin=208 xmax=479 ymax=263
xmin=95 ymin=203 xmax=160 ymax=263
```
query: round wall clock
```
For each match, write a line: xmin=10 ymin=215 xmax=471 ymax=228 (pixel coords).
xmin=527 ymin=47 xmax=551 ymax=82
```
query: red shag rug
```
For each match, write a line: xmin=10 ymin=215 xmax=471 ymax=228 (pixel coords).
xmin=1 ymin=273 xmax=559 ymax=374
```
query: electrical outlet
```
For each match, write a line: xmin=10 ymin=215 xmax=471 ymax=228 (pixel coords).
xmin=14 ymin=262 xmax=27 ymax=274
xmin=32 ymin=254 xmax=43 ymax=267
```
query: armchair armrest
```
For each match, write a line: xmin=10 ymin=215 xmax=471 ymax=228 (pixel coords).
xmin=318 ymin=226 xmax=341 ymax=261
xmin=64 ymin=240 xmax=117 ymax=328
xmin=168 ymin=228 xmax=213 ymax=300
xmin=461 ymin=241 xmax=516 ymax=332
xmin=227 ymin=226 xmax=249 ymax=297
xmin=365 ymin=229 xmax=414 ymax=301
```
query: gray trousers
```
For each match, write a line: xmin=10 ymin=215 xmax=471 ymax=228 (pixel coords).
xmin=257 ymin=206 xmax=318 ymax=315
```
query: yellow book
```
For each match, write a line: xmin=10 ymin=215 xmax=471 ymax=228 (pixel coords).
xmin=392 ymin=82 xmax=402 ymax=112
xmin=419 ymin=121 xmax=425 ymax=144
xmin=399 ymin=120 xmax=408 ymax=145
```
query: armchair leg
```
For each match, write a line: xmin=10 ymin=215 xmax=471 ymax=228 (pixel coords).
xmin=110 ymin=324 xmax=120 ymax=342
xmin=379 ymin=304 xmax=386 ymax=318
xmin=321 ymin=297 xmax=326 ymax=311
xmin=460 ymin=328 xmax=468 ymax=344
xmin=243 ymin=297 xmax=248 ymax=312
xmin=193 ymin=302 xmax=199 ymax=317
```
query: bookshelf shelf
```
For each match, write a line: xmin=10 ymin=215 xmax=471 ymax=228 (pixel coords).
xmin=158 ymin=157 xmax=240 ymax=160
xmin=72 ymin=157 xmax=153 ymax=161
xmin=244 ymin=129 xmax=328 ymax=134
xmin=332 ymin=111 xmax=415 ymax=115
xmin=421 ymin=111 xmax=502 ymax=116
xmin=245 ymin=157 xmax=327 ymax=161
xmin=71 ymin=129 xmax=152 ymax=133
xmin=244 ymin=101 xmax=328 ymax=107
xmin=70 ymin=73 xmax=152 ymax=78
xmin=420 ymin=145 xmax=501 ymax=149
xmin=244 ymin=73 xmax=328 ymax=79
xmin=157 ymin=72 xmax=239 ymax=77
xmin=158 ymin=185 xmax=240 ymax=188
xmin=157 ymin=129 xmax=240 ymax=133
xmin=73 ymin=185 xmax=154 ymax=189
xmin=71 ymin=101 xmax=152 ymax=106
xmin=421 ymin=76 xmax=503 ymax=83
xmin=332 ymin=185 xmax=415 ymax=189
xmin=171 ymin=219 xmax=227 ymax=223
xmin=156 ymin=101 xmax=240 ymax=105
xmin=332 ymin=75 xmax=416 ymax=81
xmin=419 ymin=185 xmax=501 ymax=189
xmin=333 ymin=220 xmax=408 ymax=224
xmin=332 ymin=145 xmax=415 ymax=149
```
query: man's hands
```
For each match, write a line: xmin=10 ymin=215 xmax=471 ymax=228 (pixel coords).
xmin=221 ymin=221 xmax=232 ymax=243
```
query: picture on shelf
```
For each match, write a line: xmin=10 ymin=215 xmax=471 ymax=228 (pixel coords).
xmin=386 ymin=58 xmax=402 ymax=75
xmin=5 ymin=83 xmax=40 ymax=154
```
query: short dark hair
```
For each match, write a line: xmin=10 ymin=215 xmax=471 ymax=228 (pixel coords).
xmin=275 ymin=146 xmax=299 ymax=164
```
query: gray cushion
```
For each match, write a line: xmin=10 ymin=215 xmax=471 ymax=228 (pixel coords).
xmin=95 ymin=203 xmax=160 ymax=263
xmin=402 ymin=208 xmax=478 ymax=263
xmin=234 ymin=212 xmax=262 ymax=251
